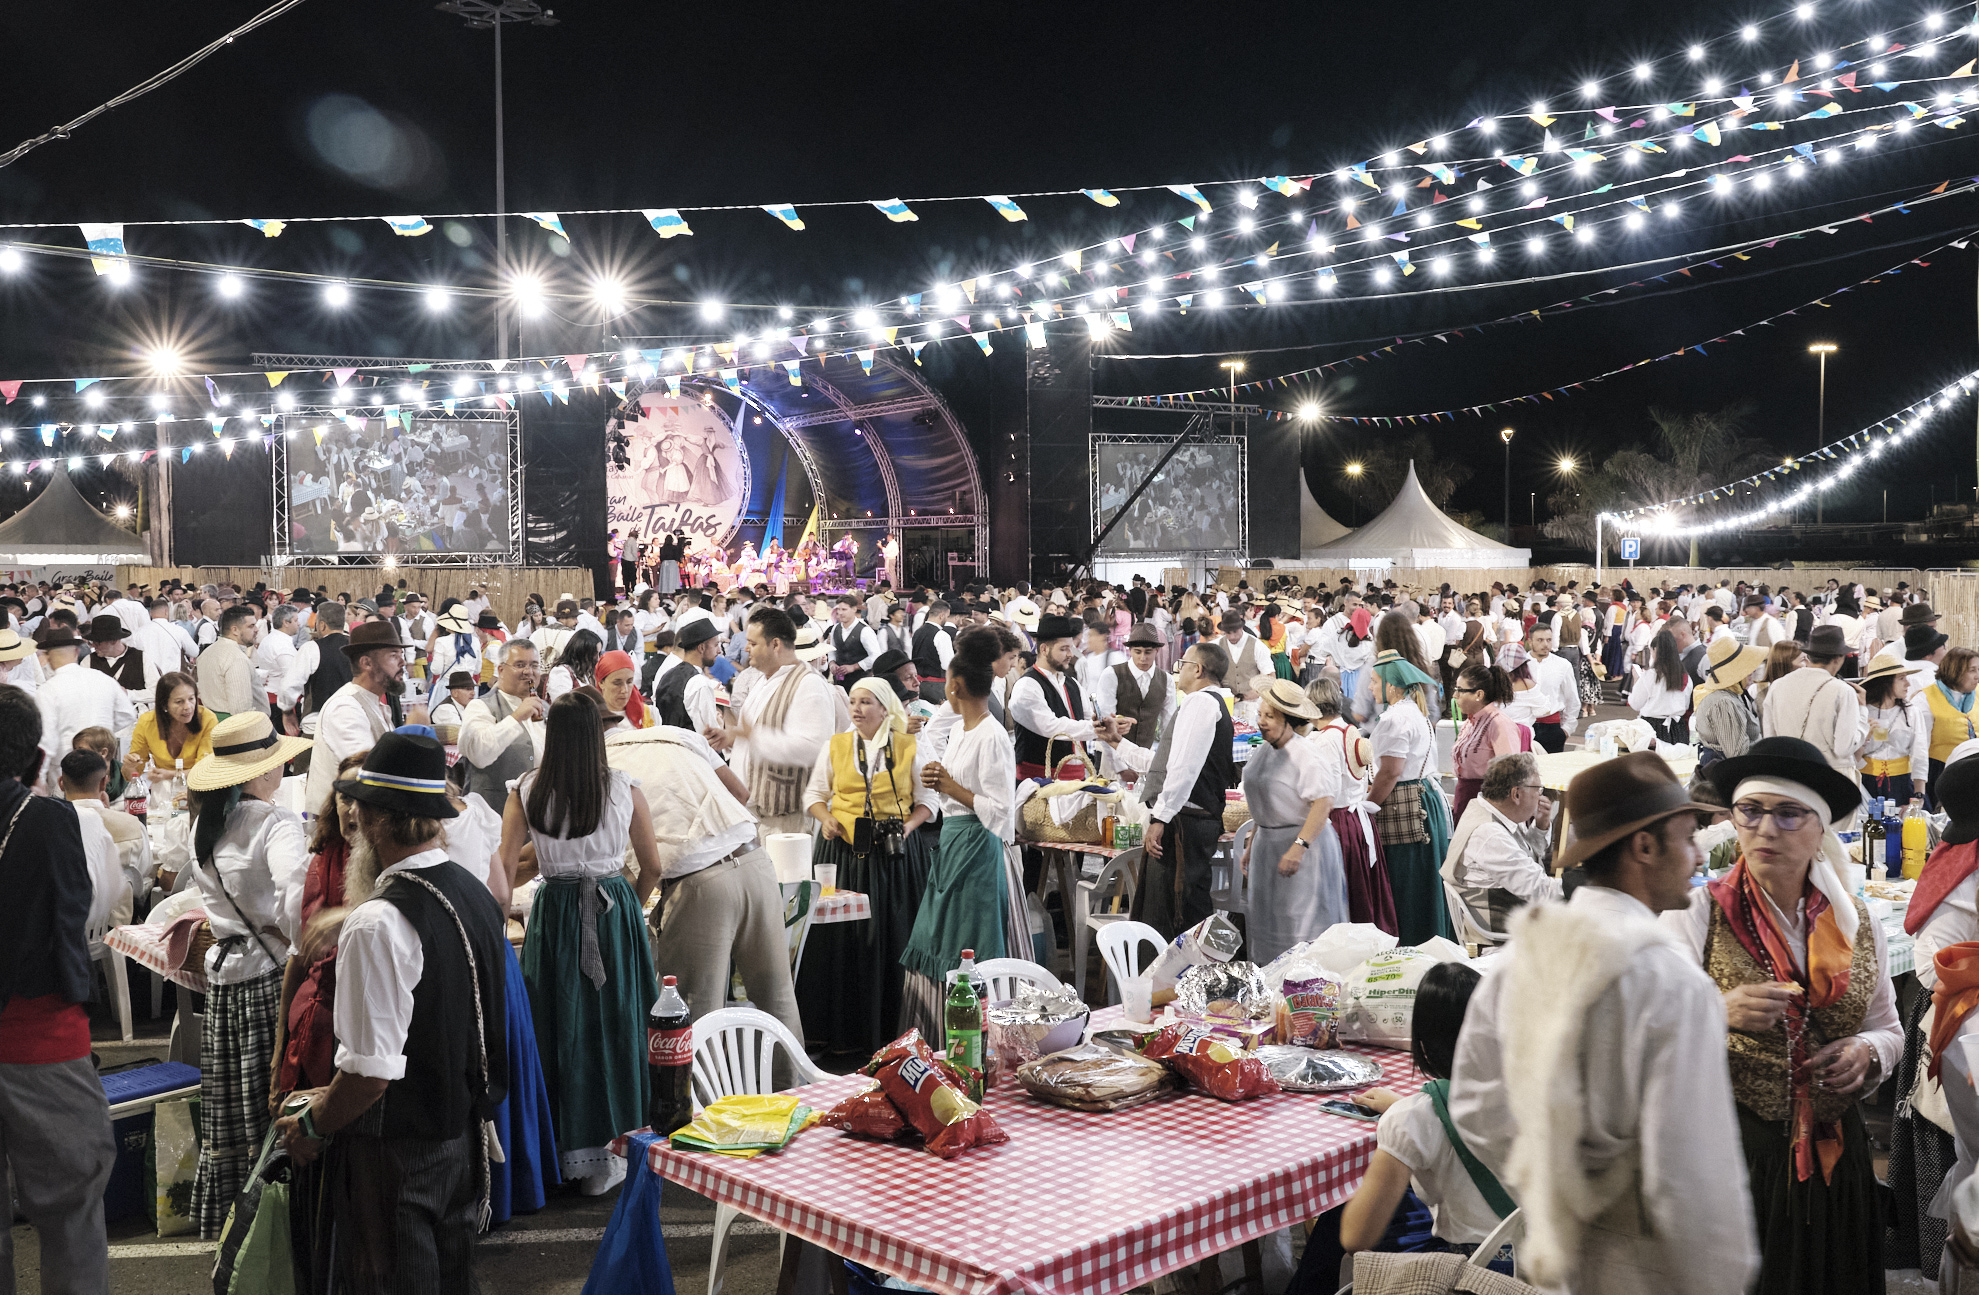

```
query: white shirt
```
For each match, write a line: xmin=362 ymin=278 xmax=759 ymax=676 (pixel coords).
xmin=803 ymin=729 xmax=939 ymax=820
xmin=735 ymin=661 xmax=837 ymax=787
xmin=72 ymin=796 xmax=151 ymax=901
xmin=1371 ymin=695 xmax=1433 ymax=779
xmin=1412 ymin=619 xmax=1447 ymax=665
xmin=827 ymin=618 xmax=881 ymax=672
xmin=1627 ymin=668 xmax=1693 ymax=721
xmin=189 ymin=797 xmax=309 ymax=985
xmin=303 ymin=682 xmax=394 ymax=817
xmin=655 ymin=658 xmax=722 ymax=735
xmin=1376 ymin=1092 xmax=1503 ymax=1244
xmin=74 ymin=801 xmax=129 ymax=929
xmin=1451 ymin=801 xmax=1563 ymax=909
xmin=1450 ymin=885 xmax=1759 ymax=1295
xmin=1074 ymin=648 xmax=1125 ymax=711
xmin=36 ymin=662 xmax=136 ymax=787
xmin=137 ymin=616 xmax=189 ymax=674
xmin=111 ymin=597 xmax=149 ymax=639
xmin=1091 ymin=660 xmax=1175 ymax=735
xmin=253 ymin=630 xmax=297 ymax=700
xmin=1663 ymin=884 xmax=1901 ymax=1081
xmin=1760 ymin=667 xmax=1866 ymax=781
xmin=934 ymin=713 xmax=1016 ymax=842
xmin=1220 ymin=632 xmax=1275 ymax=681
xmin=1008 ymin=667 xmax=1098 ymax=746
xmin=1914 ymin=873 xmax=1978 ymax=993
xmin=1152 ymin=687 xmax=1235 ymax=823
xmin=458 ymin=690 xmax=547 ymax=769
xmin=333 ymin=848 xmax=448 ymax=1080
xmin=1525 ymin=651 xmax=1580 ymax=724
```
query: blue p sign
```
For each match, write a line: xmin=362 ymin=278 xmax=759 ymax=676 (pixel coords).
xmin=1620 ymin=537 xmax=1640 ymax=561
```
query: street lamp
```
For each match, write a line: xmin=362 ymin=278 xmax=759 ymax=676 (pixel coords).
xmin=1219 ymin=360 xmax=1245 ymax=414
xmin=437 ymin=0 xmax=560 ymax=360
xmin=1345 ymin=460 xmax=1364 ymax=525
xmin=1499 ymin=428 xmax=1515 ymax=534
xmin=1808 ymin=342 xmax=1837 ymax=524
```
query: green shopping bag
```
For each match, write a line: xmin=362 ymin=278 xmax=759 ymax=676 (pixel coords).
xmin=210 ymin=1123 xmax=295 ymax=1295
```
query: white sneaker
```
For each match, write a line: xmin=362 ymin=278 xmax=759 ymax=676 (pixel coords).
xmin=579 ymin=1156 xmax=627 ymax=1196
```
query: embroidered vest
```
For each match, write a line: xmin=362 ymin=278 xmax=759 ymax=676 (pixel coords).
xmin=1704 ymin=895 xmax=1875 ymax=1123
xmin=825 ymin=730 xmax=918 ymax=839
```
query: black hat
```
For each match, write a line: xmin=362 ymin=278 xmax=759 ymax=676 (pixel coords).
xmin=1035 ymin=613 xmax=1079 ymax=643
xmin=674 ymin=616 xmax=720 ymax=649
xmin=446 ymin=670 xmax=475 ymax=689
xmin=1905 ymin=623 xmax=1949 ymax=659
xmin=1939 ymin=755 xmax=1979 ymax=846
xmin=335 ymin=732 xmax=459 ymax=819
xmin=342 ymin=620 xmax=404 ymax=659
xmin=1707 ymin=736 xmax=1862 ymax=825
xmin=872 ymin=649 xmax=912 ymax=678
xmin=84 ymin=614 xmax=129 ymax=642
xmin=1901 ymin=603 xmax=1941 ymax=628
xmin=475 ymin=611 xmax=501 ymax=631
xmin=1803 ymin=625 xmax=1849 ymax=661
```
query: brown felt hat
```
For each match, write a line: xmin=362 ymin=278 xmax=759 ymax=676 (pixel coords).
xmin=1555 ymin=751 xmax=1716 ymax=870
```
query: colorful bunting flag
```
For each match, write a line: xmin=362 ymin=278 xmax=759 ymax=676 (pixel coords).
xmin=762 ymin=203 xmax=805 ymax=230
xmin=239 ymin=219 xmax=285 ymax=237
xmin=1797 ymin=102 xmax=1841 ymax=120
xmin=642 ymin=208 xmax=694 ymax=237
xmin=663 ymin=376 xmax=681 ymax=397
xmin=970 ymin=332 xmax=994 ymax=356
xmin=907 ymin=342 xmax=926 ymax=364
xmin=1166 ymin=183 xmax=1212 ymax=213
xmin=871 ymin=199 xmax=917 ymax=222
xmin=1692 ymin=122 xmax=1722 ymax=145
xmin=78 ymin=223 xmax=125 ymax=276
xmin=1263 ymin=176 xmax=1302 ymax=197
xmin=382 ymin=216 xmax=432 ymax=236
xmin=0 ymin=381 xmax=18 ymax=404
xmin=524 ymin=212 xmax=567 ymax=239
xmin=783 ymin=360 xmax=802 ymax=385
xmin=985 ymin=195 xmax=1028 ymax=222
xmin=1502 ymin=155 xmax=1537 ymax=176
xmin=855 ymin=349 xmax=875 ymax=375
xmin=718 ymin=369 xmax=740 ymax=394
xmin=1082 ymin=189 xmax=1119 ymax=206
xmin=265 ymin=371 xmax=289 ymax=387
xmin=1390 ymin=251 xmax=1413 ymax=276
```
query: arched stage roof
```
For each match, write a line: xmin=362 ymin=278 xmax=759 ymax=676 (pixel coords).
xmin=683 ymin=354 xmax=987 ymax=571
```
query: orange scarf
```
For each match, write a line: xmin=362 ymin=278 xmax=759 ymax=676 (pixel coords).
xmin=1929 ymin=942 xmax=1979 ymax=1082
xmin=1706 ymin=858 xmax=1855 ymax=1182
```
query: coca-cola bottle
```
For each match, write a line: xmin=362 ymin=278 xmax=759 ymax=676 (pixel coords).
xmin=647 ymin=975 xmax=695 ymax=1135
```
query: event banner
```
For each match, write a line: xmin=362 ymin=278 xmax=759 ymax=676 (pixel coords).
xmin=284 ymin=413 xmax=511 ymax=555
xmin=1094 ymin=440 xmax=1244 ymax=553
xmin=607 ymin=395 xmax=747 ymax=549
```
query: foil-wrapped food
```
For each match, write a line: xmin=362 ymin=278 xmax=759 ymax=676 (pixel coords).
xmin=1016 ymin=1043 xmax=1176 ymax=1111
xmin=986 ymin=983 xmax=1090 ymax=1073
xmin=1174 ymin=961 xmax=1273 ymax=1021
xmin=1148 ymin=912 xmax=1243 ymax=992
xmin=1254 ymin=1046 xmax=1384 ymax=1092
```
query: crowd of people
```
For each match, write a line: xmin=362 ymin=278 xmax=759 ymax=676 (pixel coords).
xmin=6 ymin=563 xmax=1979 ymax=1293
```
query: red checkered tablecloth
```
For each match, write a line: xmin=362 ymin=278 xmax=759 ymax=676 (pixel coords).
xmin=104 ymin=923 xmax=208 ymax=994
xmin=634 ymin=1015 xmax=1421 ymax=1295
xmin=809 ymin=891 xmax=872 ymax=924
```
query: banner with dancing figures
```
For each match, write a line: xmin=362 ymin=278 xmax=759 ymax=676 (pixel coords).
xmin=608 ymin=396 xmax=750 ymax=554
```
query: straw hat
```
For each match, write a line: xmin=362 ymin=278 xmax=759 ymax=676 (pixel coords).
xmin=792 ymin=623 xmax=829 ymax=662
xmin=1859 ymin=650 xmax=1910 ymax=684
xmin=436 ymin=607 xmax=473 ymax=634
xmin=0 ymin=628 xmax=30 ymax=662
xmin=187 ymin=711 xmax=313 ymax=792
xmin=1258 ymin=678 xmax=1321 ymax=723
xmin=1693 ymin=635 xmax=1769 ymax=700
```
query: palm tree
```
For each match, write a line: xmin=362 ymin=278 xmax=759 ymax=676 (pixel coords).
xmin=1358 ymin=432 xmax=1474 ymax=510
xmin=1544 ymin=404 xmax=1777 ymax=566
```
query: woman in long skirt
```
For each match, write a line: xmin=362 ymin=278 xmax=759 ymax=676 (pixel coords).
xmin=1366 ymin=651 xmax=1454 ymax=946
xmin=900 ymin=633 xmax=1015 ymax=1040
xmin=797 ymin=678 xmax=938 ymax=1055
xmin=1305 ymin=677 xmax=1397 ymax=934
xmin=1242 ymin=681 xmax=1346 ymax=965
xmin=501 ymin=695 xmax=665 ymax=1195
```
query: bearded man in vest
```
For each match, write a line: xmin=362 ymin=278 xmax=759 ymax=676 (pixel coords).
xmin=652 ymin=617 xmax=722 ymax=734
xmin=1008 ymin=614 xmax=1120 ymax=781
xmin=304 ymin=621 xmax=425 ymax=814
xmin=274 ymin=733 xmax=509 ymax=1291
xmin=1092 ymin=622 xmax=1172 ymax=784
xmin=457 ymin=639 xmax=545 ymax=814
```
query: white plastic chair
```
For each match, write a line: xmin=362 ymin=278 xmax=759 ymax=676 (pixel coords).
xmin=1443 ymin=878 xmax=1511 ymax=952
xmin=1094 ymin=921 xmax=1164 ymax=1005
xmin=1073 ymin=847 xmax=1141 ymax=1000
xmin=689 ymin=1008 xmax=832 ymax=1295
xmin=1334 ymin=1208 xmax=1527 ymax=1293
xmin=973 ymin=957 xmax=1063 ymax=1002
xmin=1213 ymin=819 xmax=1255 ymax=913
xmin=85 ymin=916 xmax=134 ymax=1044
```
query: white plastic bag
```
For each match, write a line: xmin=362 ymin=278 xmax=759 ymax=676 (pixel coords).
xmin=1285 ymin=923 xmax=1399 ymax=978
xmin=1337 ymin=943 xmax=1468 ymax=1049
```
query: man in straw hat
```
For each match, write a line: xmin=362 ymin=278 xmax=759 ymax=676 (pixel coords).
xmin=0 ymin=626 xmax=37 ymax=697
xmin=1692 ymin=635 xmax=1771 ymax=767
xmin=304 ymin=620 xmax=427 ymax=818
xmin=1449 ymin=751 xmax=1758 ymax=1294
xmin=1760 ymin=625 xmax=1865 ymax=787
xmin=274 ymin=732 xmax=509 ymax=1290
xmin=0 ymin=685 xmax=121 ymax=1292
xmin=181 ymin=712 xmax=314 ymax=1239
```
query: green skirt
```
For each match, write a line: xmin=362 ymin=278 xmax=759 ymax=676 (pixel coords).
xmin=1271 ymin=652 xmax=1294 ymax=680
xmin=1383 ymin=779 xmax=1456 ymax=947
xmin=521 ymin=873 xmax=657 ymax=1156
xmin=900 ymin=814 xmax=1005 ymax=984
xmin=1739 ymin=1102 xmax=1883 ymax=1294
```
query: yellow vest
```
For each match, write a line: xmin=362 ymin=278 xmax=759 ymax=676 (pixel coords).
xmin=1925 ymin=682 xmax=1979 ymax=764
xmin=827 ymin=729 xmax=918 ymax=839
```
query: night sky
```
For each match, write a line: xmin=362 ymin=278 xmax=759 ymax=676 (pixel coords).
xmin=3 ymin=0 xmax=1978 ymax=560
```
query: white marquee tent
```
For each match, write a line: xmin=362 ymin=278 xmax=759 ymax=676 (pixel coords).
xmin=1297 ymin=461 xmax=1529 ymax=570
xmin=1299 ymin=475 xmax=1352 ymax=557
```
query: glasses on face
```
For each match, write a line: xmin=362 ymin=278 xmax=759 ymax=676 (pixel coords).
xmin=1517 ymin=782 xmax=1545 ymax=792
xmin=1732 ymin=801 xmax=1815 ymax=832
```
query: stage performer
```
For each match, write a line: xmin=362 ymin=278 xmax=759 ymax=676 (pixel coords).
xmin=658 ymin=532 xmax=683 ymax=595
xmin=831 ymin=533 xmax=858 ymax=578
xmin=877 ymin=534 xmax=901 ymax=591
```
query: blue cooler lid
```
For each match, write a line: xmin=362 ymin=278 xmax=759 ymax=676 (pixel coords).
xmin=100 ymin=1061 xmax=201 ymax=1105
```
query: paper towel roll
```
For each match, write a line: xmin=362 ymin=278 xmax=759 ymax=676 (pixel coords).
xmin=765 ymin=832 xmax=814 ymax=884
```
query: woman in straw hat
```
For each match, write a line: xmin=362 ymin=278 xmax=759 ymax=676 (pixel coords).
xmin=1368 ymin=650 xmax=1455 ymax=945
xmin=1669 ymin=737 xmax=1898 ymax=1294
xmin=1241 ymin=679 xmax=1347 ymax=963
xmin=1692 ymin=636 xmax=1770 ymax=771
xmin=796 ymin=676 xmax=938 ymax=1054
xmin=184 ymin=710 xmax=313 ymax=1239
xmin=1856 ymin=649 xmax=1919 ymax=807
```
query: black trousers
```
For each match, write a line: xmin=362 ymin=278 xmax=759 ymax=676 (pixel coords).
xmin=330 ymin=1127 xmax=480 ymax=1294
xmin=1645 ymin=716 xmax=1688 ymax=744
xmin=1133 ymin=811 xmax=1220 ymax=939
xmin=1532 ymin=721 xmax=1567 ymax=753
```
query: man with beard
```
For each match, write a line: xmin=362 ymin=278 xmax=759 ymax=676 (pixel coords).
xmin=274 ymin=733 xmax=508 ymax=1292
xmin=304 ymin=622 xmax=427 ymax=815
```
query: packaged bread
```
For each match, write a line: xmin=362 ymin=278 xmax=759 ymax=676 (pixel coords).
xmin=1015 ymin=1043 xmax=1176 ymax=1112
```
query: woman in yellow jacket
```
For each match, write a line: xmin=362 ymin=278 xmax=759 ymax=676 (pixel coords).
xmin=1913 ymin=644 xmax=1979 ymax=807
xmin=121 ymin=671 xmax=217 ymax=789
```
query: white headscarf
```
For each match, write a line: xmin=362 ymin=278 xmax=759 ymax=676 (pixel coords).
xmin=848 ymin=675 xmax=908 ymax=736
xmin=1731 ymin=774 xmax=1858 ymax=943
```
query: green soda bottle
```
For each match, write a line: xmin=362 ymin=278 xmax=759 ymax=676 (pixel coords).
xmin=945 ymin=948 xmax=984 ymax=1073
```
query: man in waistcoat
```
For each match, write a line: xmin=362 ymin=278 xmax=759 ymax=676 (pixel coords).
xmin=1216 ymin=609 xmax=1274 ymax=701
xmin=1008 ymin=613 xmax=1117 ymax=781
xmin=281 ymin=600 xmax=350 ymax=721
xmin=304 ymin=621 xmax=420 ymax=815
xmin=910 ymin=600 xmax=955 ymax=705
xmin=84 ymin=613 xmax=160 ymax=700
xmin=722 ymin=606 xmax=835 ymax=837
xmin=652 ymin=617 xmax=722 ymax=735
xmin=457 ymin=640 xmax=544 ymax=814
xmin=1093 ymin=622 xmax=1172 ymax=784
xmin=827 ymin=597 xmax=879 ymax=688
xmin=275 ymin=733 xmax=508 ymax=1291
xmin=1096 ymin=639 xmax=1234 ymax=936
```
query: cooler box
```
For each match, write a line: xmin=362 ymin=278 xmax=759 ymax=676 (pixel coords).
xmin=101 ymin=1062 xmax=200 ymax=1224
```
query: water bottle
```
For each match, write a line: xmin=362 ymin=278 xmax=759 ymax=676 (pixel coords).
xmin=1887 ymin=802 xmax=1905 ymax=874
xmin=944 ymin=949 xmax=985 ymax=1074
xmin=1903 ymin=798 xmax=1931 ymax=880
xmin=646 ymin=975 xmax=694 ymax=1135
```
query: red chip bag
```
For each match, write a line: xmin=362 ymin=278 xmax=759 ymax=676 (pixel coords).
xmin=820 ymin=1083 xmax=909 ymax=1142
xmin=876 ymin=1053 xmax=1010 ymax=1159
xmin=863 ymin=1028 xmax=981 ymax=1100
xmin=1142 ymin=1024 xmax=1280 ymax=1102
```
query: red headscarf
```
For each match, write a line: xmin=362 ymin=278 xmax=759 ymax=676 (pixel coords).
xmin=595 ymin=649 xmax=647 ymax=728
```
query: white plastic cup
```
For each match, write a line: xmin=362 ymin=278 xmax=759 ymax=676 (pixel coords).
xmin=815 ymin=863 xmax=839 ymax=895
xmin=1123 ymin=974 xmax=1154 ymax=1024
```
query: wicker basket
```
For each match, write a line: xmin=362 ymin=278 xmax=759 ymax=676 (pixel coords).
xmin=1019 ymin=746 xmax=1110 ymax=845
xmin=1223 ymin=799 xmax=1252 ymax=833
xmin=181 ymin=922 xmax=216 ymax=973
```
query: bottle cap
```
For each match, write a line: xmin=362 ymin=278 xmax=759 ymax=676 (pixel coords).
xmin=960 ymin=948 xmax=974 ymax=960
xmin=662 ymin=975 xmax=677 ymax=986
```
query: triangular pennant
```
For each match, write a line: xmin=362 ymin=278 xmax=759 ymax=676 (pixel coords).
xmin=642 ymin=208 xmax=694 ymax=237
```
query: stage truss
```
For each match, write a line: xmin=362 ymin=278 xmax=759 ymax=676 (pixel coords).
xmin=1088 ymin=429 xmax=1248 ymax=564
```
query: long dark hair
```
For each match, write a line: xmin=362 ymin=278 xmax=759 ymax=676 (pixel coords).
xmin=1457 ymin=662 xmax=1513 ymax=706
xmin=1650 ymin=629 xmax=1685 ymax=692
xmin=557 ymin=629 xmax=602 ymax=685
xmin=1411 ymin=960 xmax=1482 ymax=1080
xmin=155 ymin=671 xmax=202 ymax=737
xmin=1375 ymin=611 xmax=1432 ymax=677
xmin=525 ymin=693 xmax=609 ymax=839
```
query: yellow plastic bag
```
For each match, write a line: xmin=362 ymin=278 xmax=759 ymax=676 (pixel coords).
xmin=669 ymin=1094 xmax=818 ymax=1158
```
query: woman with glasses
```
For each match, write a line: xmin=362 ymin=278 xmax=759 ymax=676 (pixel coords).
xmin=1449 ymin=662 xmax=1523 ymax=824
xmin=1666 ymin=736 xmax=1897 ymax=1295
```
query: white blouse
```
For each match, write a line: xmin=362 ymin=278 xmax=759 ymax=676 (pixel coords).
xmin=1627 ymin=670 xmax=1693 ymax=721
xmin=1372 ymin=696 xmax=1433 ymax=780
xmin=192 ymin=797 xmax=310 ymax=985
xmin=803 ymin=728 xmax=939 ymax=818
xmin=1305 ymin=719 xmax=1371 ymax=804
xmin=1242 ymin=734 xmax=1335 ymax=806
xmin=937 ymin=715 xmax=1016 ymax=843
xmin=514 ymin=768 xmax=640 ymax=878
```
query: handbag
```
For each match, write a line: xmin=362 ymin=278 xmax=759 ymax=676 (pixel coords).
xmin=1375 ymin=778 xmax=1431 ymax=846
xmin=210 ymin=1124 xmax=295 ymax=1295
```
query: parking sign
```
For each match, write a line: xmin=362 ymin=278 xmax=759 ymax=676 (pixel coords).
xmin=1620 ymin=537 xmax=1640 ymax=561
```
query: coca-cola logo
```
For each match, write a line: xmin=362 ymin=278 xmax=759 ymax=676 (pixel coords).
xmin=647 ymin=1026 xmax=692 ymax=1066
